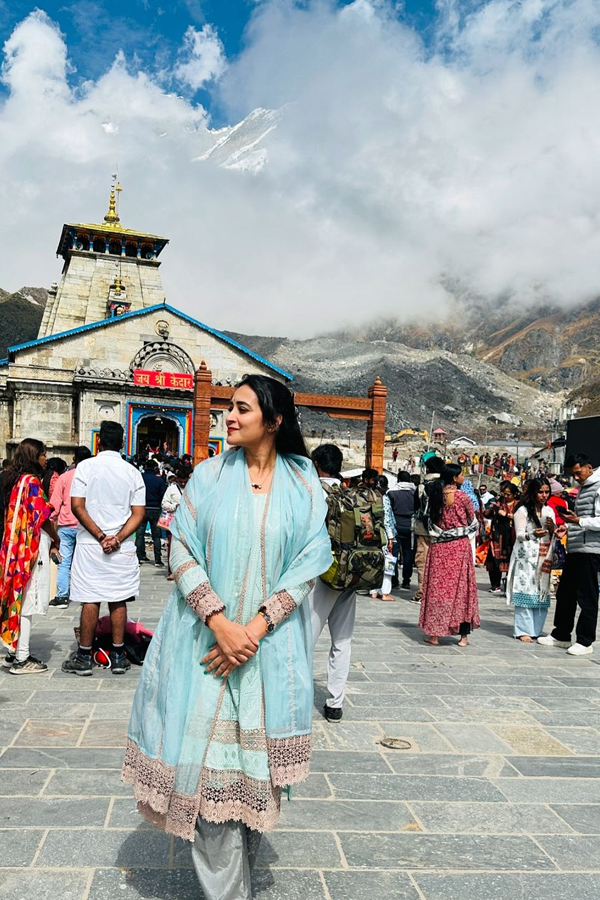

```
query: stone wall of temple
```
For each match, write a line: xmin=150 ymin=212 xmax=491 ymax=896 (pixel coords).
xmin=39 ymin=253 xmax=166 ymax=338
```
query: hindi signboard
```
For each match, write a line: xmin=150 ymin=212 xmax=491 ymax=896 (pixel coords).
xmin=133 ymin=369 xmax=193 ymax=391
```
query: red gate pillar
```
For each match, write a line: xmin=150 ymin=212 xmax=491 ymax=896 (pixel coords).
xmin=366 ymin=376 xmax=387 ymax=472
xmin=193 ymin=360 xmax=212 ymax=466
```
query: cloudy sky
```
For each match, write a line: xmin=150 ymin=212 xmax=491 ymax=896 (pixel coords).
xmin=1 ymin=0 xmax=599 ymax=337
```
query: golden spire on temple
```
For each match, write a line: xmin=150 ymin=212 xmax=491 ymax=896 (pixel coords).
xmin=103 ymin=179 xmax=122 ymax=226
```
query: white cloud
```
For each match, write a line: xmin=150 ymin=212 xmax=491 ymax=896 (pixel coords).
xmin=1 ymin=2 xmax=600 ymax=339
xmin=174 ymin=24 xmax=226 ymax=91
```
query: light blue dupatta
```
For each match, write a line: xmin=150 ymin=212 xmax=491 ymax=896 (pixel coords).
xmin=123 ymin=448 xmax=331 ymax=840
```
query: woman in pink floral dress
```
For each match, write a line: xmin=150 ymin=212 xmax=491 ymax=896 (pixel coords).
xmin=419 ymin=464 xmax=480 ymax=647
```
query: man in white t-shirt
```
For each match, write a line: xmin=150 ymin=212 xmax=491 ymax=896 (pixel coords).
xmin=479 ymin=484 xmax=494 ymax=508
xmin=62 ymin=421 xmax=145 ymax=676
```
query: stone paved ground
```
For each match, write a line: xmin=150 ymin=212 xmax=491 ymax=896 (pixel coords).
xmin=2 ymin=565 xmax=600 ymax=899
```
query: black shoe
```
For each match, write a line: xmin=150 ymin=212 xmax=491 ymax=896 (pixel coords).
xmin=62 ymin=651 xmax=93 ymax=676
xmin=9 ymin=655 xmax=48 ymax=675
xmin=401 ymin=581 xmax=411 ymax=589
xmin=1 ymin=652 xmax=16 ymax=669
xmin=154 ymin=561 xmax=165 ymax=568
xmin=138 ymin=556 xmax=150 ymax=563
xmin=49 ymin=596 xmax=69 ymax=609
xmin=323 ymin=705 xmax=343 ymax=722
xmin=110 ymin=650 xmax=131 ymax=675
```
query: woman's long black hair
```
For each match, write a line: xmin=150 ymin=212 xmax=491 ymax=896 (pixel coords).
xmin=428 ymin=463 xmax=462 ymax=526
xmin=237 ymin=374 xmax=309 ymax=458
xmin=517 ymin=477 xmax=550 ymax=529
xmin=42 ymin=457 xmax=67 ymax=498
xmin=3 ymin=438 xmax=46 ymax=507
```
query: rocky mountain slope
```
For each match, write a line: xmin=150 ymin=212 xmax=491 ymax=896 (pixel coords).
xmin=225 ymin=331 xmax=559 ymax=439
xmin=0 ymin=287 xmax=47 ymax=358
xmin=333 ymin=296 xmax=599 ymax=394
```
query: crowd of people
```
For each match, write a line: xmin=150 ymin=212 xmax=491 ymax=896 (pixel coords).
xmin=1 ymin=377 xmax=599 ymax=900
xmin=378 ymin=453 xmax=594 ymax=655
xmin=0 ymin=433 xmax=196 ymax=674
xmin=391 ymin=447 xmax=552 ymax=485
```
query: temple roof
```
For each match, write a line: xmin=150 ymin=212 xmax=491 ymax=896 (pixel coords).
xmin=56 ymin=182 xmax=169 ymax=258
xmin=63 ymin=221 xmax=168 ymax=240
xmin=5 ymin=302 xmax=293 ymax=381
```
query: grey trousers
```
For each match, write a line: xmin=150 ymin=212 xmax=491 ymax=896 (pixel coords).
xmin=309 ymin=580 xmax=357 ymax=709
xmin=192 ymin=816 xmax=262 ymax=900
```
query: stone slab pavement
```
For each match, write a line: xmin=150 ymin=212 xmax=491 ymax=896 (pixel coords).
xmin=2 ymin=564 xmax=600 ymax=899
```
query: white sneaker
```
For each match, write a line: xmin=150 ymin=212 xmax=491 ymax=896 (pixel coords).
xmin=536 ymin=635 xmax=572 ymax=649
xmin=567 ymin=643 xmax=594 ymax=657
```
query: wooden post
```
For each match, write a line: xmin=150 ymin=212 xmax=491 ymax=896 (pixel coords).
xmin=191 ymin=367 xmax=388 ymax=468
xmin=193 ymin=360 xmax=212 ymax=466
xmin=366 ymin=375 xmax=387 ymax=472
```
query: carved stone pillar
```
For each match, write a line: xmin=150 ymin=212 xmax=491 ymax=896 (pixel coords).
xmin=193 ymin=360 xmax=212 ymax=466
xmin=365 ymin=376 xmax=387 ymax=472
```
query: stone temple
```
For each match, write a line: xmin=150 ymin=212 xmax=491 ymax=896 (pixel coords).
xmin=0 ymin=184 xmax=290 ymax=459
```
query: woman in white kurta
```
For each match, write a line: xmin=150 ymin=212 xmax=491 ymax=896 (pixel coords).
xmin=161 ymin=467 xmax=190 ymax=580
xmin=506 ymin=478 xmax=556 ymax=642
xmin=370 ymin=475 xmax=397 ymax=601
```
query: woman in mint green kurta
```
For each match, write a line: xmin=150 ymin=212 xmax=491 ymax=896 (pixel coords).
xmin=122 ymin=375 xmax=331 ymax=900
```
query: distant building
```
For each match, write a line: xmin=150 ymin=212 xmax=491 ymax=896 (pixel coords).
xmin=0 ymin=184 xmax=289 ymax=459
xmin=449 ymin=436 xmax=477 ymax=447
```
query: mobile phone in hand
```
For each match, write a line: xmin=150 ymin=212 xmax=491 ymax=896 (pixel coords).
xmin=50 ymin=550 xmax=62 ymax=564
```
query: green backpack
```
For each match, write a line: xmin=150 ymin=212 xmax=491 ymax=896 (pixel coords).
xmin=320 ymin=483 xmax=387 ymax=592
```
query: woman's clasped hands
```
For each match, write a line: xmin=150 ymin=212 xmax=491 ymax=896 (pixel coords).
xmin=202 ymin=614 xmax=267 ymax=678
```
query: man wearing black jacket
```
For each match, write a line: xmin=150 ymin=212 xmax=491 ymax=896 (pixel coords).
xmin=411 ymin=454 xmax=444 ymax=603
xmin=136 ymin=460 xmax=167 ymax=567
xmin=388 ymin=471 xmax=417 ymax=589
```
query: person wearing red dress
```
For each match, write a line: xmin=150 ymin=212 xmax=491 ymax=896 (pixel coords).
xmin=419 ymin=464 xmax=480 ymax=647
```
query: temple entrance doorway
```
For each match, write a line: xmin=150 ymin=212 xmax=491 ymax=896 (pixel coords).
xmin=136 ymin=414 xmax=179 ymax=459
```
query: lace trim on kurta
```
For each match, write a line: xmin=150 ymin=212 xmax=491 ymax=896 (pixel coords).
xmin=288 ymin=459 xmax=313 ymax=498
xmin=187 ymin=581 xmax=225 ymax=623
xmin=122 ymin=739 xmax=175 ymax=814
xmin=122 ymin=739 xmax=282 ymax=840
xmin=199 ymin=767 xmax=281 ymax=833
xmin=267 ymin=733 xmax=312 ymax=785
xmin=183 ymin=491 xmax=197 ymax=521
xmin=213 ymin=720 xmax=268 ymax=752
xmin=173 ymin=559 xmax=198 ymax=581
xmin=261 ymin=590 xmax=296 ymax=626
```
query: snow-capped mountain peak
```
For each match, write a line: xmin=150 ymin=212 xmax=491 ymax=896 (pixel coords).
xmin=193 ymin=107 xmax=281 ymax=174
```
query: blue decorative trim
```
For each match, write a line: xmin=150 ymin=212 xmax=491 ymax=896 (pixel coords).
xmin=90 ymin=428 xmax=100 ymax=455
xmin=512 ymin=591 xmax=550 ymax=609
xmin=6 ymin=302 xmax=292 ymax=380
xmin=0 ymin=358 xmax=8 ymax=367
xmin=128 ymin=401 xmax=192 ymax=458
